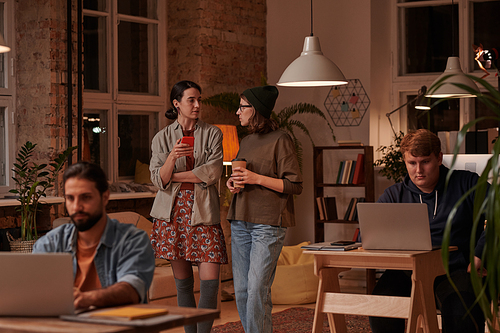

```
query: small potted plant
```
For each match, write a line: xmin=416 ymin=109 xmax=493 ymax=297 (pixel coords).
xmin=8 ymin=141 xmax=75 ymax=251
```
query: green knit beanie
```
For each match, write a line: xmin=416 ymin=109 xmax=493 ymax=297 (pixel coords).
xmin=242 ymin=85 xmax=279 ymax=119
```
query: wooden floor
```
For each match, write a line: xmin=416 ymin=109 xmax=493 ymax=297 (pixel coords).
xmin=164 ymin=268 xmax=368 ymax=333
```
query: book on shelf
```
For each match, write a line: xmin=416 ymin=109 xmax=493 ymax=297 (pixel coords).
xmin=343 ymin=197 xmax=356 ymax=220
xmin=352 ymin=197 xmax=365 ymax=221
xmin=336 ymin=161 xmax=345 ymax=184
xmin=348 ymin=161 xmax=356 ymax=184
xmin=352 ymin=228 xmax=360 ymax=242
xmin=316 ymin=197 xmax=325 ymax=220
xmin=322 ymin=197 xmax=338 ymax=220
xmin=337 ymin=140 xmax=363 ymax=146
xmin=347 ymin=198 xmax=358 ymax=221
xmin=352 ymin=153 xmax=365 ymax=185
xmin=341 ymin=160 xmax=352 ymax=184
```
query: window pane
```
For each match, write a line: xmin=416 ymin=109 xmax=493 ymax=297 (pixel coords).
xmin=118 ymin=0 xmax=157 ymax=19
xmin=83 ymin=0 xmax=107 ymax=11
xmin=407 ymin=95 xmax=459 ymax=132
xmin=83 ymin=111 xmax=108 ymax=173
xmin=118 ymin=113 xmax=152 ymax=178
xmin=475 ymin=94 xmax=500 ymax=131
xmin=472 ymin=1 xmax=500 ymax=72
xmin=83 ymin=15 xmax=107 ymax=92
xmin=401 ymin=4 xmax=458 ymax=74
xmin=0 ymin=107 xmax=5 ymax=186
xmin=118 ymin=21 xmax=158 ymax=94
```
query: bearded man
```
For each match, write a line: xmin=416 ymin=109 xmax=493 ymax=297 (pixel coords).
xmin=33 ymin=161 xmax=155 ymax=310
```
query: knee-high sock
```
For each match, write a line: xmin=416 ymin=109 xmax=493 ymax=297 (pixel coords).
xmin=197 ymin=279 xmax=219 ymax=333
xmin=175 ymin=276 xmax=197 ymax=333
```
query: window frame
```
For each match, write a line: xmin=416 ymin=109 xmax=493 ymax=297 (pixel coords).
xmin=82 ymin=0 xmax=166 ymax=183
xmin=390 ymin=0 xmax=497 ymax=136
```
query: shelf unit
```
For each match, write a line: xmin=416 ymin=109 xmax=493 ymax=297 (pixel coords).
xmin=313 ymin=145 xmax=374 ymax=243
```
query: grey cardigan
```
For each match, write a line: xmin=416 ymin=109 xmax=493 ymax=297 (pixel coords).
xmin=149 ymin=120 xmax=223 ymax=226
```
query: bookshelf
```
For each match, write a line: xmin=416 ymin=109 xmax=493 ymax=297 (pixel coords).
xmin=313 ymin=145 xmax=374 ymax=243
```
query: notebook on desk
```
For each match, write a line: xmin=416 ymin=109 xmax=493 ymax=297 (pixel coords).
xmin=0 ymin=252 xmax=74 ymax=316
xmin=357 ymin=202 xmax=437 ymax=251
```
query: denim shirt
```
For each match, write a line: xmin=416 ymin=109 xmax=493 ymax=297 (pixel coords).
xmin=149 ymin=119 xmax=223 ymax=226
xmin=33 ymin=217 xmax=155 ymax=303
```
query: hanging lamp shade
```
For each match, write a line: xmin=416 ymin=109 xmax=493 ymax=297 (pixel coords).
xmin=0 ymin=33 xmax=10 ymax=53
xmin=425 ymin=57 xmax=479 ymax=99
xmin=214 ymin=124 xmax=239 ymax=165
xmin=277 ymin=36 xmax=348 ymax=87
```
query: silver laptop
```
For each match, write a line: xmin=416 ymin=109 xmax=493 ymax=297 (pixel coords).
xmin=0 ymin=252 xmax=74 ymax=316
xmin=357 ymin=203 xmax=435 ymax=251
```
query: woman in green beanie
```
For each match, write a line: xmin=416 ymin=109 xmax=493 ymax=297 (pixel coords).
xmin=226 ymin=85 xmax=303 ymax=333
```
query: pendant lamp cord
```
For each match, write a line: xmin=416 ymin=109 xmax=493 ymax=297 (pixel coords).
xmin=310 ymin=0 xmax=314 ymax=36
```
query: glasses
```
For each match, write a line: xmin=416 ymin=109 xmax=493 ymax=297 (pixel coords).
xmin=239 ymin=104 xmax=252 ymax=110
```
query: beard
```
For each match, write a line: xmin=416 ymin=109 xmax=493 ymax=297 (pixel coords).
xmin=70 ymin=210 xmax=103 ymax=232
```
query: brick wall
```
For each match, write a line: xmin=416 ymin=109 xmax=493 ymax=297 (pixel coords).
xmin=167 ymin=0 xmax=267 ymax=125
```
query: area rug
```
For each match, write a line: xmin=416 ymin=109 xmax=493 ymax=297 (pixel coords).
xmin=211 ymin=307 xmax=371 ymax=332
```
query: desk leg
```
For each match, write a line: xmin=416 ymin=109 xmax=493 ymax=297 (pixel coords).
xmin=408 ymin=256 xmax=442 ymax=333
xmin=313 ymin=267 xmax=348 ymax=333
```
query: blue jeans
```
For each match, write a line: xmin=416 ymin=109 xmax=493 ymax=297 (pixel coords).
xmin=231 ymin=220 xmax=286 ymax=333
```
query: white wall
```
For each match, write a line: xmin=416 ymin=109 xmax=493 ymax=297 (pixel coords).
xmin=267 ymin=0 xmax=379 ymax=245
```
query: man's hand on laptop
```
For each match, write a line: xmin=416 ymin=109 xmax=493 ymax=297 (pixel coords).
xmin=467 ymin=256 xmax=487 ymax=278
xmin=73 ymin=282 xmax=140 ymax=310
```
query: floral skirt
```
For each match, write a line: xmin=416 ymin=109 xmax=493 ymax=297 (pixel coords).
xmin=150 ymin=189 xmax=228 ymax=264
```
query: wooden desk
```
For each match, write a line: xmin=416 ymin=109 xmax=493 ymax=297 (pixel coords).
xmin=307 ymin=248 xmax=446 ymax=333
xmin=0 ymin=305 xmax=219 ymax=333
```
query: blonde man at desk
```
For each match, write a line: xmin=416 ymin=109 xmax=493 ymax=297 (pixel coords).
xmin=370 ymin=129 xmax=486 ymax=333
xmin=33 ymin=161 xmax=155 ymax=310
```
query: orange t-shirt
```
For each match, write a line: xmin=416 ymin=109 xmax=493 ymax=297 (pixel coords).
xmin=74 ymin=237 xmax=102 ymax=292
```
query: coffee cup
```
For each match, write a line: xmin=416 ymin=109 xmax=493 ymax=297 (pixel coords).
xmin=231 ymin=158 xmax=247 ymax=188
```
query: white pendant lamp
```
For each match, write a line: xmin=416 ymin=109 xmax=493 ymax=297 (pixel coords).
xmin=425 ymin=57 xmax=479 ymax=98
xmin=425 ymin=0 xmax=478 ymax=99
xmin=277 ymin=0 xmax=347 ymax=87
xmin=0 ymin=33 xmax=10 ymax=53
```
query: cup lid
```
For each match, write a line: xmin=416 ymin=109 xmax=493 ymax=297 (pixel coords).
xmin=232 ymin=158 xmax=246 ymax=162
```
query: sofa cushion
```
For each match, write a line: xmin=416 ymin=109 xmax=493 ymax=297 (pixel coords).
xmin=271 ymin=241 xmax=319 ymax=305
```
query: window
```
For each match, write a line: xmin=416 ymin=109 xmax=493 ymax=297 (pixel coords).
xmin=392 ymin=0 xmax=500 ymax=139
xmin=83 ymin=0 xmax=166 ymax=182
xmin=0 ymin=0 xmax=14 ymax=196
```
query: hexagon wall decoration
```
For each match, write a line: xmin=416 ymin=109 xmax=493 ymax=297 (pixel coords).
xmin=324 ymin=79 xmax=370 ymax=127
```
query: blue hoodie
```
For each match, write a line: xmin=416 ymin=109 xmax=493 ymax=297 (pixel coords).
xmin=378 ymin=165 xmax=486 ymax=271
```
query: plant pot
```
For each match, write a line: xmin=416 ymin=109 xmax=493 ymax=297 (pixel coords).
xmin=7 ymin=232 xmax=35 ymax=253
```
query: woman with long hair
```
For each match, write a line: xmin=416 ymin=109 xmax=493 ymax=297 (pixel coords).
xmin=149 ymin=80 xmax=227 ymax=333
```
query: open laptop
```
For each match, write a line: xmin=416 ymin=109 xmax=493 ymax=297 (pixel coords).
xmin=357 ymin=203 xmax=436 ymax=251
xmin=0 ymin=252 xmax=74 ymax=316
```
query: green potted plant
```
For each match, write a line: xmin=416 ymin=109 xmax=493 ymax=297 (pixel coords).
xmin=8 ymin=141 xmax=75 ymax=247
xmin=429 ymin=75 xmax=500 ymax=332
xmin=374 ymin=131 xmax=407 ymax=183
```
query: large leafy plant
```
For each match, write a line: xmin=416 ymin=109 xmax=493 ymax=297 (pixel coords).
xmin=9 ymin=142 xmax=76 ymax=241
xmin=431 ymin=75 xmax=500 ymax=332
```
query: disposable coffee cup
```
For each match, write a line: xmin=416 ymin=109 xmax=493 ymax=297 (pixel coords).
xmin=231 ymin=158 xmax=247 ymax=188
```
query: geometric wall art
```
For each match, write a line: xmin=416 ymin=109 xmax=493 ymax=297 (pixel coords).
xmin=324 ymin=79 xmax=370 ymax=127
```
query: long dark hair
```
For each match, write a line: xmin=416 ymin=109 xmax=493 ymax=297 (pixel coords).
xmin=165 ymin=80 xmax=202 ymax=120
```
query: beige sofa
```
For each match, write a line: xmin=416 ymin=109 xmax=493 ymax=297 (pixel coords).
xmin=52 ymin=211 xmax=202 ymax=305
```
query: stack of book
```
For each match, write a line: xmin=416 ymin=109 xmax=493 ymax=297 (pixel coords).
xmin=336 ymin=153 xmax=365 ymax=184
xmin=343 ymin=197 xmax=365 ymax=221
xmin=316 ymin=197 xmax=338 ymax=221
